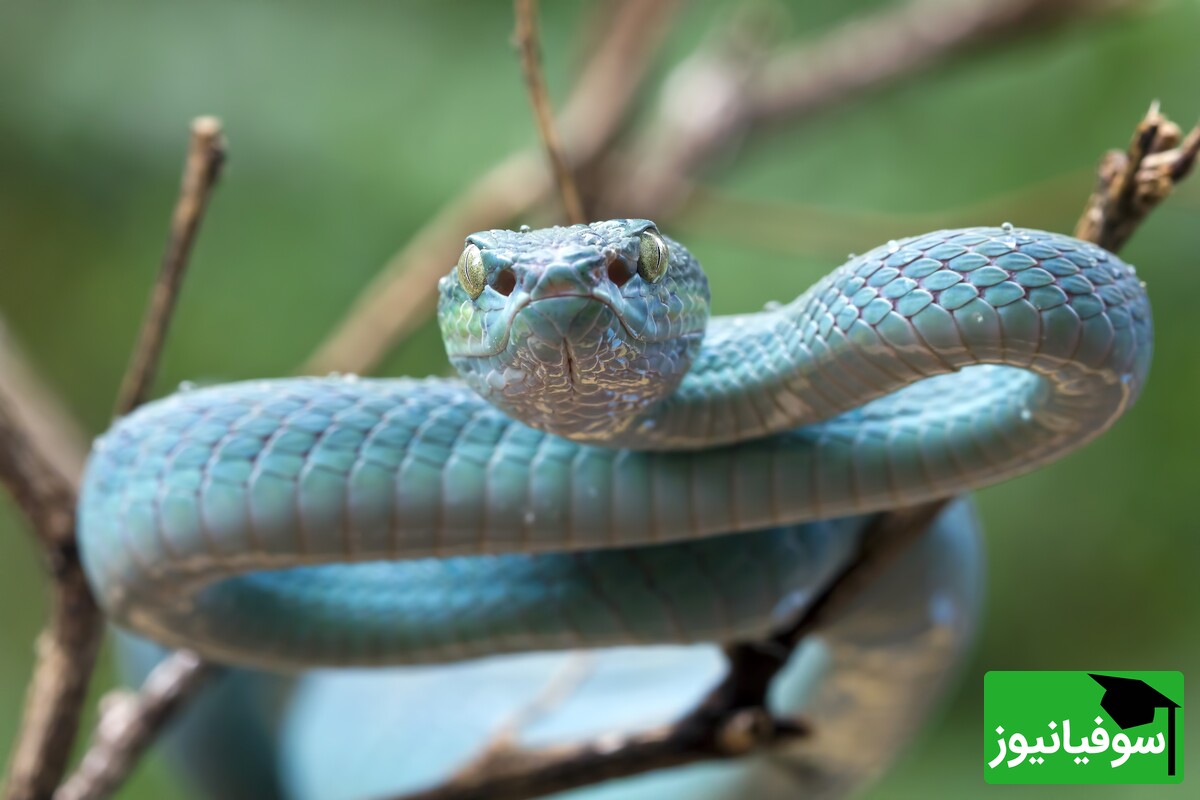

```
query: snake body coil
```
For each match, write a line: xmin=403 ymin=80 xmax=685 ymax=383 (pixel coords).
xmin=78 ymin=221 xmax=1151 ymax=798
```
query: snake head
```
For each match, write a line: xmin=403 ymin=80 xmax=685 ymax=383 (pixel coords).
xmin=437 ymin=219 xmax=710 ymax=440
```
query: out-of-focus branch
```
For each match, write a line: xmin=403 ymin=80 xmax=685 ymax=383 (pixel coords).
xmin=301 ymin=0 xmax=682 ymax=376
xmin=514 ymin=0 xmax=586 ymax=224
xmin=1075 ymin=101 xmax=1200 ymax=251
xmin=751 ymin=0 xmax=1141 ymax=127
xmin=386 ymin=101 xmax=1198 ymax=800
xmin=386 ymin=503 xmax=936 ymax=800
xmin=391 ymin=712 xmax=809 ymax=800
xmin=867 ymin=103 xmax=1198 ymax=619
xmin=0 ymin=396 xmax=77 ymax=560
xmin=598 ymin=0 xmax=1143 ymax=217
xmin=0 ymin=328 xmax=88 ymax=484
xmin=2 ymin=118 xmax=225 ymax=800
xmin=114 ymin=117 xmax=226 ymax=415
xmin=676 ymin=168 xmax=1091 ymax=257
xmin=54 ymin=652 xmax=215 ymax=800
xmin=0 ymin=394 xmax=96 ymax=800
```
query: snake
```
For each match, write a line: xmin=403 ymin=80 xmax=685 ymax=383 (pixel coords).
xmin=77 ymin=220 xmax=1151 ymax=799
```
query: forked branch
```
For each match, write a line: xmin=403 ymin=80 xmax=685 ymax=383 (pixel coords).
xmin=1 ymin=117 xmax=226 ymax=800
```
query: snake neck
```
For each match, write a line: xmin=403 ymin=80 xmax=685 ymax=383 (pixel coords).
xmin=615 ymin=227 xmax=1151 ymax=450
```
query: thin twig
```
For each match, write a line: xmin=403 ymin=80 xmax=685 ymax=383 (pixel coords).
xmin=300 ymin=0 xmax=682 ymax=376
xmin=390 ymin=709 xmax=809 ymax=800
xmin=2 ymin=117 xmax=226 ymax=800
xmin=385 ymin=505 xmax=930 ymax=800
xmin=54 ymin=653 xmax=214 ymax=800
xmin=514 ymin=0 xmax=586 ymax=224
xmin=0 ymin=395 xmax=77 ymax=559
xmin=677 ymin=168 xmax=1091 ymax=257
xmin=312 ymin=0 xmax=1104 ymax=374
xmin=48 ymin=117 xmax=231 ymax=800
xmin=385 ymin=102 xmax=1197 ymax=800
xmin=0 ymin=396 xmax=97 ymax=800
xmin=113 ymin=116 xmax=226 ymax=416
xmin=597 ymin=0 xmax=1143 ymax=218
xmin=1074 ymin=101 xmax=1200 ymax=250
xmin=0 ymin=326 xmax=88 ymax=484
xmin=0 ymin=340 xmax=94 ymax=800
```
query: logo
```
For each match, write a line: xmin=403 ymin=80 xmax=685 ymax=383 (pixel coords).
xmin=984 ymin=671 xmax=1183 ymax=784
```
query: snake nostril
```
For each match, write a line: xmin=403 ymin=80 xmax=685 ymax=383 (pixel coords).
xmin=492 ymin=268 xmax=518 ymax=296
xmin=607 ymin=259 xmax=634 ymax=288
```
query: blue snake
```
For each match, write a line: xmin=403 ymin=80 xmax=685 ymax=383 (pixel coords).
xmin=78 ymin=221 xmax=1151 ymax=798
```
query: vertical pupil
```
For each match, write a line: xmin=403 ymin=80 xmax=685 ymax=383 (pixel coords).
xmin=639 ymin=236 xmax=659 ymax=273
xmin=638 ymin=231 xmax=667 ymax=281
xmin=458 ymin=245 xmax=485 ymax=297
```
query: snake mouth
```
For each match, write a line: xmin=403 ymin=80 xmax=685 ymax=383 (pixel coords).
xmin=447 ymin=293 xmax=641 ymax=359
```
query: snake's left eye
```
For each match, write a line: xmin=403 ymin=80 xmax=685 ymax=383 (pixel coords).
xmin=457 ymin=244 xmax=485 ymax=299
xmin=637 ymin=229 xmax=669 ymax=283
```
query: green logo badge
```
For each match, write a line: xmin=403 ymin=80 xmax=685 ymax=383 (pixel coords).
xmin=984 ymin=671 xmax=1183 ymax=784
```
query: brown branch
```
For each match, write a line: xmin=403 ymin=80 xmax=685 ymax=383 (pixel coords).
xmin=386 ymin=505 xmax=932 ymax=800
xmin=2 ymin=117 xmax=225 ymax=800
xmin=54 ymin=652 xmax=214 ymax=800
xmin=386 ymin=101 xmax=1198 ymax=800
xmin=0 ymin=396 xmax=77 ymax=559
xmin=0 ymin=388 xmax=97 ymax=800
xmin=0 ymin=327 xmax=88 ymax=485
xmin=1075 ymin=101 xmax=1200 ymax=251
xmin=390 ymin=706 xmax=809 ymax=800
xmin=597 ymin=0 xmax=1143 ymax=218
xmin=114 ymin=116 xmax=226 ymax=416
xmin=300 ymin=0 xmax=682 ymax=376
xmin=514 ymin=0 xmax=586 ymax=225
xmin=750 ymin=0 xmax=1142 ymax=127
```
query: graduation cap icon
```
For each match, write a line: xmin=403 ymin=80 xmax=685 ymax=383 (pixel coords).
xmin=1089 ymin=673 xmax=1180 ymax=776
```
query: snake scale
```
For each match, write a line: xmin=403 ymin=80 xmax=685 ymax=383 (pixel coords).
xmin=78 ymin=221 xmax=1151 ymax=799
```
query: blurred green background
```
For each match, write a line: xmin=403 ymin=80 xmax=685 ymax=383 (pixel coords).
xmin=1 ymin=0 xmax=1196 ymax=797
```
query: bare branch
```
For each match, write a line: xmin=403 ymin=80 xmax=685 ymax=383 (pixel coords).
xmin=2 ymin=118 xmax=226 ymax=800
xmin=1 ymin=565 xmax=103 ymax=800
xmin=1075 ymin=102 xmax=1200 ymax=250
xmin=383 ymin=99 xmax=1199 ymax=800
xmin=0 ymin=327 xmax=88 ymax=484
xmin=0 ymin=395 xmax=77 ymax=559
xmin=750 ymin=0 xmax=1142 ymax=127
xmin=383 ymin=503 xmax=935 ymax=800
xmin=54 ymin=652 xmax=214 ymax=800
xmin=0 ymin=367 xmax=97 ymax=800
xmin=389 ymin=710 xmax=808 ymax=800
xmin=114 ymin=116 xmax=226 ymax=416
xmin=598 ymin=0 xmax=1143 ymax=218
xmin=300 ymin=0 xmax=682 ymax=376
xmin=514 ymin=0 xmax=586 ymax=224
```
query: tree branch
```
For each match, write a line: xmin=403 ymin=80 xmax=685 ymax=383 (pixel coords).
xmin=0 ymin=327 xmax=88 ymax=485
xmin=382 ymin=102 xmax=1197 ymax=800
xmin=597 ymin=0 xmax=1143 ymax=218
xmin=384 ymin=504 xmax=933 ymax=800
xmin=53 ymin=652 xmax=214 ymax=800
xmin=1075 ymin=101 xmax=1200 ymax=251
xmin=2 ymin=117 xmax=225 ymax=800
xmin=1 ymin=367 xmax=96 ymax=800
xmin=114 ymin=116 xmax=226 ymax=416
xmin=300 ymin=0 xmax=682 ymax=376
xmin=514 ymin=0 xmax=586 ymax=225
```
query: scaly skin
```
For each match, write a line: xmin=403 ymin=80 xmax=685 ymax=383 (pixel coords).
xmin=77 ymin=221 xmax=1149 ymax=798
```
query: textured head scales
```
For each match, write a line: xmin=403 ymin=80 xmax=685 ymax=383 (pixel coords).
xmin=437 ymin=220 xmax=710 ymax=440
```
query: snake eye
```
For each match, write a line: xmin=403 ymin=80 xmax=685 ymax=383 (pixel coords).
xmin=637 ymin=229 xmax=669 ymax=283
xmin=457 ymin=243 xmax=485 ymax=299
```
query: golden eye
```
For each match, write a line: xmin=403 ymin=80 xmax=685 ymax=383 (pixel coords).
xmin=637 ymin=229 xmax=669 ymax=283
xmin=457 ymin=243 xmax=485 ymax=299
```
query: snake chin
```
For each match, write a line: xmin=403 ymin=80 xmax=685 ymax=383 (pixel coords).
xmin=448 ymin=296 xmax=702 ymax=440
